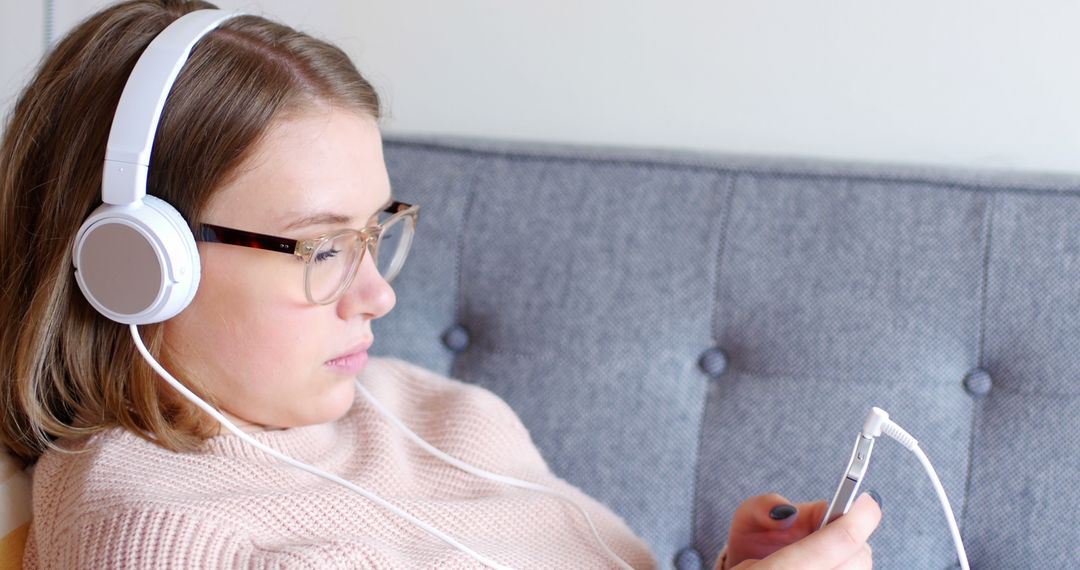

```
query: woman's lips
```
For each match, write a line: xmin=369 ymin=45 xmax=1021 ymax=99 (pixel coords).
xmin=325 ymin=350 xmax=368 ymax=373
xmin=326 ymin=340 xmax=373 ymax=373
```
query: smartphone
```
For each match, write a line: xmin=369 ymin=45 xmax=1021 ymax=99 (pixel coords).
xmin=819 ymin=433 xmax=875 ymax=529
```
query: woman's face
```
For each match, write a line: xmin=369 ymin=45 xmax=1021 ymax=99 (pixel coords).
xmin=162 ymin=107 xmax=396 ymax=431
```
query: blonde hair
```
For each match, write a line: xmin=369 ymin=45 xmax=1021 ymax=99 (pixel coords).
xmin=0 ymin=0 xmax=381 ymax=463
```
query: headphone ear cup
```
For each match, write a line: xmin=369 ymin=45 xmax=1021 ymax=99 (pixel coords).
xmin=72 ymin=195 xmax=200 ymax=324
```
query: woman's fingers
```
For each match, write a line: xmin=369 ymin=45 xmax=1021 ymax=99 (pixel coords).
xmin=730 ymin=493 xmax=803 ymax=532
xmin=727 ymin=494 xmax=835 ymax=566
xmin=726 ymin=493 xmax=812 ymax=565
xmin=789 ymin=498 xmax=829 ymax=533
xmin=760 ymin=493 xmax=881 ymax=569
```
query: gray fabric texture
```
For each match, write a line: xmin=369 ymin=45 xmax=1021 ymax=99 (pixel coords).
xmin=372 ymin=135 xmax=1080 ymax=569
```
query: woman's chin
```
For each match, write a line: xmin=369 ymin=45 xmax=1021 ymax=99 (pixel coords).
xmin=238 ymin=376 xmax=358 ymax=430
xmin=310 ymin=378 xmax=358 ymax=424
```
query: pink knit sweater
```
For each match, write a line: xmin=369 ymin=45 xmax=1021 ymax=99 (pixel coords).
xmin=24 ymin=357 xmax=658 ymax=569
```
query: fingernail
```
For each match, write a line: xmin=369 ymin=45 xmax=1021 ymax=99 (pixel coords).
xmin=769 ymin=504 xmax=797 ymax=520
xmin=866 ymin=489 xmax=882 ymax=510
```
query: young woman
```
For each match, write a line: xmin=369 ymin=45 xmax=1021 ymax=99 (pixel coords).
xmin=0 ymin=1 xmax=880 ymax=568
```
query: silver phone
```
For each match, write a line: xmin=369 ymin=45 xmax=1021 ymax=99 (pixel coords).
xmin=819 ymin=433 xmax=875 ymax=529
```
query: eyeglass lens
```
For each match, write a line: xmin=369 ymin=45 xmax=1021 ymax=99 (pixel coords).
xmin=305 ymin=214 xmax=415 ymax=304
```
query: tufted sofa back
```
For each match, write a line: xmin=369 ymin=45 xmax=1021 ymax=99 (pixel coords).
xmin=372 ymin=135 xmax=1080 ymax=569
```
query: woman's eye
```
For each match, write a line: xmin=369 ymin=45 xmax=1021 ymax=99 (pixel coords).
xmin=314 ymin=248 xmax=340 ymax=263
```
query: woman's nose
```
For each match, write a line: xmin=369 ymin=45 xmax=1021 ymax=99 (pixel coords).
xmin=337 ymin=249 xmax=395 ymax=320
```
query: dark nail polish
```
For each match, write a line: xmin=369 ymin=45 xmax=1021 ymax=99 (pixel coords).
xmin=867 ymin=489 xmax=883 ymax=510
xmin=769 ymin=504 xmax=797 ymax=520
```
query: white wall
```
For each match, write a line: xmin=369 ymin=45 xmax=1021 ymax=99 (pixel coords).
xmin=4 ymin=0 xmax=1080 ymax=173
xmin=0 ymin=1 xmax=45 ymax=118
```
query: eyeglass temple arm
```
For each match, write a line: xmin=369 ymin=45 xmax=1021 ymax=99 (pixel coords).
xmin=197 ymin=224 xmax=299 ymax=255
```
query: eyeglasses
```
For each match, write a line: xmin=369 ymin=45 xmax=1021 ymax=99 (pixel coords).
xmin=196 ymin=201 xmax=419 ymax=305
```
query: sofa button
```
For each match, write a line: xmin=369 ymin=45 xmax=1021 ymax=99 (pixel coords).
xmin=441 ymin=324 xmax=470 ymax=353
xmin=963 ymin=368 xmax=992 ymax=397
xmin=673 ymin=546 xmax=703 ymax=570
xmin=698 ymin=347 xmax=728 ymax=378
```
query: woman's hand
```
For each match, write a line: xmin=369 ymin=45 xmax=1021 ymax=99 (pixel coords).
xmin=721 ymin=492 xmax=881 ymax=569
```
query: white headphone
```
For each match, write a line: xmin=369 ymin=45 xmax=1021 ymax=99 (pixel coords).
xmin=72 ymin=10 xmax=239 ymax=324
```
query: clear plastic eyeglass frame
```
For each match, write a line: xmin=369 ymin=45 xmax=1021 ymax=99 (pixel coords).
xmin=197 ymin=201 xmax=419 ymax=305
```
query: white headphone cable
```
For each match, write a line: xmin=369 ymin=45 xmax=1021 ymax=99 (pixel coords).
xmin=132 ymin=324 xmax=971 ymax=569
xmin=130 ymin=324 xmax=517 ymax=570
xmin=863 ymin=408 xmax=970 ymax=570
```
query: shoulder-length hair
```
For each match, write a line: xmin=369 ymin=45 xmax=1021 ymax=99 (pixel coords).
xmin=0 ymin=0 xmax=381 ymax=463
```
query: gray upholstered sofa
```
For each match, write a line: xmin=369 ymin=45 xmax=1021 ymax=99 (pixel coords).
xmin=371 ymin=134 xmax=1080 ymax=570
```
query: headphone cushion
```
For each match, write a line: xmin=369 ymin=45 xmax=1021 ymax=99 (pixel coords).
xmin=72 ymin=195 xmax=201 ymax=324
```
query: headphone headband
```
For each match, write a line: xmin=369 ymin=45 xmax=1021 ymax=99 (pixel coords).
xmin=74 ymin=9 xmax=241 ymax=324
xmin=102 ymin=9 xmax=239 ymax=205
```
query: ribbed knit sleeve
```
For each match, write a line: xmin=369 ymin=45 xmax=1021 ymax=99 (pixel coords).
xmin=66 ymin=509 xmax=250 ymax=568
xmin=25 ymin=357 xmax=658 ymax=569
